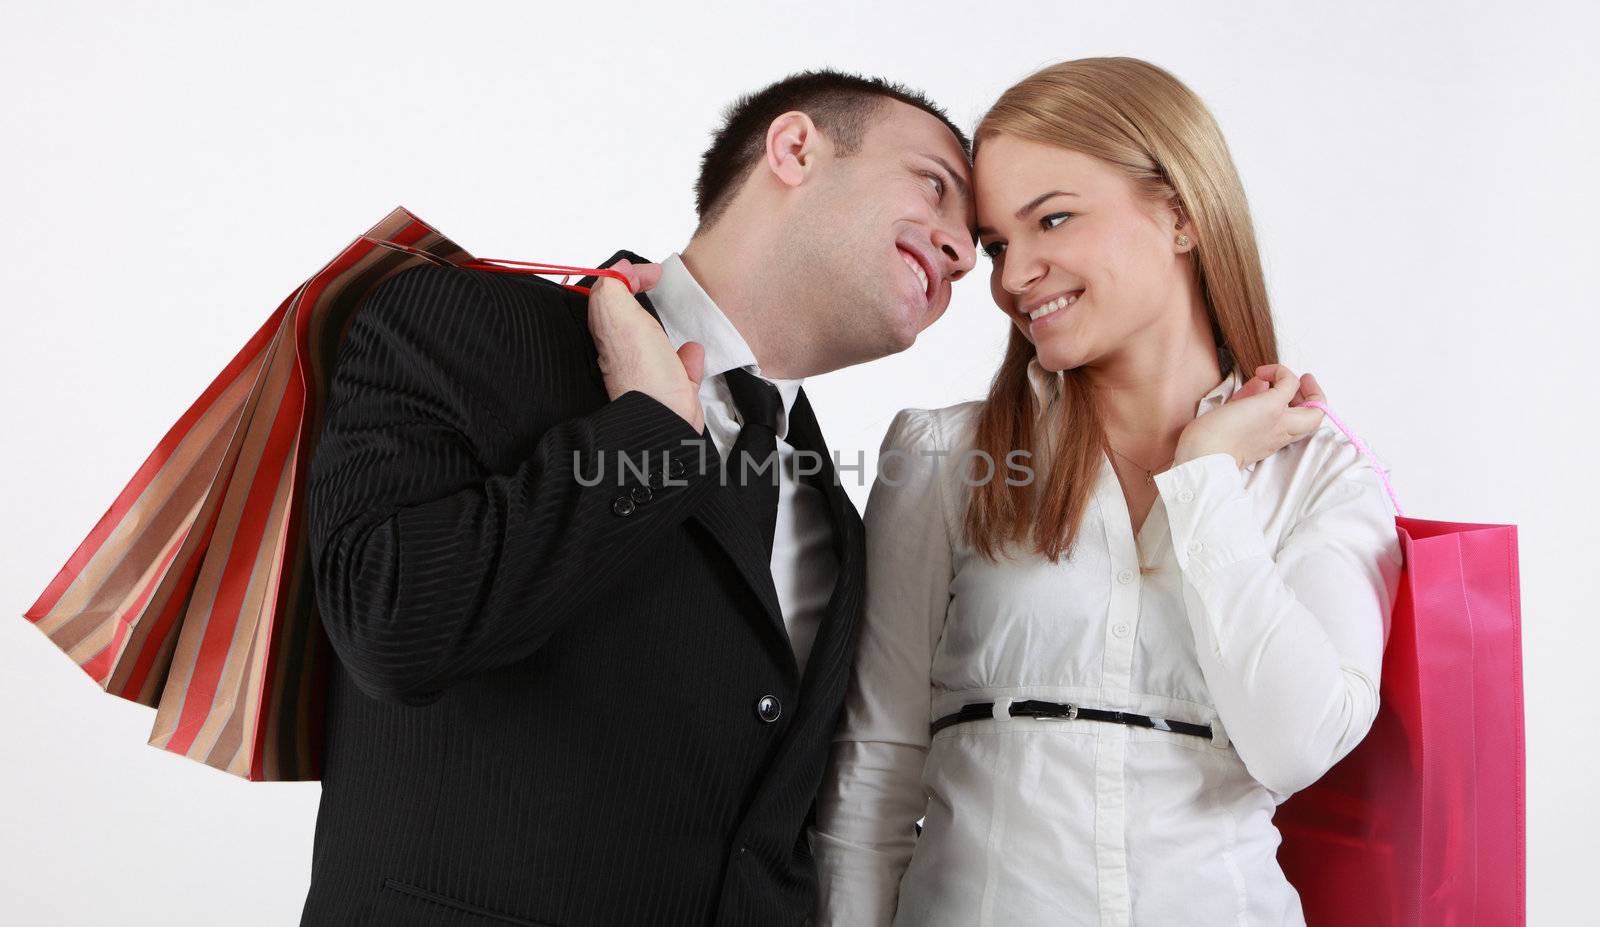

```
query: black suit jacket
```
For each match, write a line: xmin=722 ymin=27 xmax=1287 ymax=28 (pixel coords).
xmin=298 ymin=253 xmax=866 ymax=927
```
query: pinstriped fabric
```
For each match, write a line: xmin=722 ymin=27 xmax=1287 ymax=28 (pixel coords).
xmin=300 ymin=259 xmax=866 ymax=926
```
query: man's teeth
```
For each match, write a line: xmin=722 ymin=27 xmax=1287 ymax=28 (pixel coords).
xmin=902 ymin=252 xmax=929 ymax=295
xmin=1028 ymin=293 xmax=1078 ymax=320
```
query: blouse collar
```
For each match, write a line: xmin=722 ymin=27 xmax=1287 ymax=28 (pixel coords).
xmin=1025 ymin=355 xmax=1255 ymax=472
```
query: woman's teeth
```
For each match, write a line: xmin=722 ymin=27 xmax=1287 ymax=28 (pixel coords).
xmin=1029 ymin=293 xmax=1078 ymax=320
xmin=901 ymin=252 xmax=929 ymax=295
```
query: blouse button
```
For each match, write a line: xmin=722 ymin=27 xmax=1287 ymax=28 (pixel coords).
xmin=1187 ymin=540 xmax=1203 ymax=555
xmin=1177 ymin=488 xmax=1195 ymax=503
xmin=1112 ymin=622 xmax=1131 ymax=639
xmin=1117 ymin=568 xmax=1134 ymax=584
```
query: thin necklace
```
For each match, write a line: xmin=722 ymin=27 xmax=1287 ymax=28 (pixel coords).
xmin=1107 ymin=445 xmax=1174 ymax=486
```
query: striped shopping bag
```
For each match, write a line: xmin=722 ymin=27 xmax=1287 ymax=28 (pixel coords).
xmin=22 ymin=206 xmax=628 ymax=780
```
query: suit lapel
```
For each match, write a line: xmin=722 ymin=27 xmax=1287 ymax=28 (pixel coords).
xmin=568 ymin=253 xmax=867 ymax=726
xmin=783 ymin=388 xmax=866 ymax=697
xmin=757 ymin=388 xmax=867 ymax=773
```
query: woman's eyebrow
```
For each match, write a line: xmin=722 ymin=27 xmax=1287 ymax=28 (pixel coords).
xmin=1013 ymin=190 xmax=1079 ymax=219
xmin=976 ymin=190 xmax=1080 ymax=237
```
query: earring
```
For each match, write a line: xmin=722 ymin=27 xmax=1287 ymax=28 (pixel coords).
xmin=1176 ymin=233 xmax=1191 ymax=248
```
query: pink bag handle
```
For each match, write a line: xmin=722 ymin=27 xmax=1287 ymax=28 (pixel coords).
xmin=1299 ymin=400 xmax=1404 ymax=517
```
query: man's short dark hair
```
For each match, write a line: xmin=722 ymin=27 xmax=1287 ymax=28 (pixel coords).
xmin=693 ymin=69 xmax=971 ymax=228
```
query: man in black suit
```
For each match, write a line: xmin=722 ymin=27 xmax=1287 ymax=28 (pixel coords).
xmin=300 ymin=70 xmax=976 ymax=926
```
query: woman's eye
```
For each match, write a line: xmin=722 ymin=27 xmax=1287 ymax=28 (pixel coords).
xmin=981 ymin=241 xmax=1006 ymax=260
xmin=1041 ymin=212 xmax=1073 ymax=230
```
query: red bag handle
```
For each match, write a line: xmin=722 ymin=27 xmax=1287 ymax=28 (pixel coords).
xmin=462 ymin=257 xmax=634 ymax=295
xmin=365 ymin=237 xmax=634 ymax=295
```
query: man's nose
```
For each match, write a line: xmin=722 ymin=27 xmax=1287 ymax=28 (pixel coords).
xmin=932 ymin=225 xmax=977 ymax=280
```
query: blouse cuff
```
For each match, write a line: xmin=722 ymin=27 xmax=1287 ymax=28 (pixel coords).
xmin=1154 ymin=452 xmax=1271 ymax=578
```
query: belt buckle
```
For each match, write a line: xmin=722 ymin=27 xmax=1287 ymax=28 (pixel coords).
xmin=1064 ymin=703 xmax=1079 ymax=721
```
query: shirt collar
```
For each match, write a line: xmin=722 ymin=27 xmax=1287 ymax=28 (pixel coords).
xmin=1197 ymin=364 xmax=1244 ymax=411
xmin=651 ymin=252 xmax=803 ymax=435
xmin=1026 ymin=356 xmax=1255 ymax=471
xmin=1026 ymin=356 xmax=1062 ymax=410
xmin=1195 ymin=364 xmax=1256 ymax=472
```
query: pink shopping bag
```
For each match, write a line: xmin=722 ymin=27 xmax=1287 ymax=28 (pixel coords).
xmin=1275 ymin=404 xmax=1524 ymax=925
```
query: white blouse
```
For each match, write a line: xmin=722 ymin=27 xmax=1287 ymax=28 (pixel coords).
xmin=812 ymin=360 xmax=1404 ymax=927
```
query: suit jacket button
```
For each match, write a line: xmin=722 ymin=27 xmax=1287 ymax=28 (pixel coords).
xmin=631 ymin=486 xmax=653 ymax=504
xmin=612 ymin=496 xmax=636 ymax=517
xmin=755 ymin=695 xmax=782 ymax=723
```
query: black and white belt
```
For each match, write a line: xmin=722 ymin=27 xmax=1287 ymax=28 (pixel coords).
xmin=931 ymin=699 xmax=1213 ymax=740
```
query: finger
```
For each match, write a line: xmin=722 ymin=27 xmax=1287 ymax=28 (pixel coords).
xmin=603 ymin=259 xmax=664 ymax=295
xmin=1295 ymin=372 xmax=1326 ymax=407
xmin=1284 ymin=406 xmax=1324 ymax=440
xmin=677 ymin=341 xmax=705 ymax=386
xmin=586 ymin=277 xmax=647 ymax=360
xmin=1255 ymin=363 xmax=1304 ymax=386
xmin=1230 ymin=376 xmax=1271 ymax=401
xmin=1226 ymin=379 xmax=1261 ymax=403
xmin=632 ymin=262 xmax=663 ymax=294
xmin=591 ymin=274 xmax=645 ymax=320
xmin=591 ymin=274 xmax=629 ymax=299
xmin=606 ymin=258 xmax=637 ymax=291
xmin=587 ymin=276 xmax=621 ymax=332
xmin=1267 ymin=364 xmax=1300 ymax=401
xmin=1249 ymin=365 xmax=1291 ymax=402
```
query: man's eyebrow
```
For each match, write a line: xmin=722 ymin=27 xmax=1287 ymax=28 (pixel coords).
xmin=974 ymin=190 xmax=1079 ymax=237
xmin=926 ymin=155 xmax=971 ymax=204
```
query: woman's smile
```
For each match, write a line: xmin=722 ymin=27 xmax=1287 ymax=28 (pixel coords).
xmin=1024 ymin=288 xmax=1082 ymax=331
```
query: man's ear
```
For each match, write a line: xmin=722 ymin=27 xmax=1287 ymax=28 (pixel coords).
xmin=763 ymin=111 xmax=824 ymax=190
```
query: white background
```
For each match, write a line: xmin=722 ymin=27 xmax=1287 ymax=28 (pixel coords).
xmin=3 ymin=1 xmax=1595 ymax=924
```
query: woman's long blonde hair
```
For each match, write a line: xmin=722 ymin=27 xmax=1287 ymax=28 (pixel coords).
xmin=965 ymin=57 xmax=1279 ymax=564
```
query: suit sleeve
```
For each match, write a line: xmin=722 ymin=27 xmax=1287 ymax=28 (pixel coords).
xmin=307 ymin=264 xmax=717 ymax=707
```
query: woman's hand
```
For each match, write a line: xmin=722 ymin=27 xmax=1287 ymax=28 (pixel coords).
xmin=1173 ymin=364 xmax=1325 ymax=469
xmin=587 ymin=259 xmax=706 ymax=433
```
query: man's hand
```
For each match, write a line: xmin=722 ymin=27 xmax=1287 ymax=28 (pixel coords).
xmin=586 ymin=259 xmax=706 ymax=433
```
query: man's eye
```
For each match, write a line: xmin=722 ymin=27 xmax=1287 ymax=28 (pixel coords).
xmin=923 ymin=172 xmax=946 ymax=198
xmin=1041 ymin=212 xmax=1074 ymax=230
xmin=981 ymin=241 xmax=1006 ymax=260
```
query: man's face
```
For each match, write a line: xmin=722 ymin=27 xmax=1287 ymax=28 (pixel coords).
xmin=782 ymin=100 xmax=977 ymax=367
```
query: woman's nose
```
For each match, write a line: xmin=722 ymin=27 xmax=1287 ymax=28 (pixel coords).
xmin=1002 ymin=256 xmax=1045 ymax=296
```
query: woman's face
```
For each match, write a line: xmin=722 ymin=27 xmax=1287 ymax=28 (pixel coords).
xmin=974 ymin=134 xmax=1193 ymax=373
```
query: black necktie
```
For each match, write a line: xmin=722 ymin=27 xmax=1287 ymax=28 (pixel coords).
xmin=722 ymin=367 xmax=783 ymax=558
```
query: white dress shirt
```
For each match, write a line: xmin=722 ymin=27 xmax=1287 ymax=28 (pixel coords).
xmin=649 ymin=252 xmax=838 ymax=678
xmin=812 ymin=358 xmax=1404 ymax=926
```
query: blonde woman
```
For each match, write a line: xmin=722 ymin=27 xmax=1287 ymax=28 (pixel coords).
xmin=812 ymin=58 xmax=1403 ymax=926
